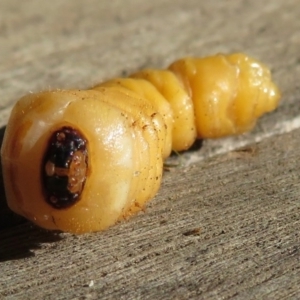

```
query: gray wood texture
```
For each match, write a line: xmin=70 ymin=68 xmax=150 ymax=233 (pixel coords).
xmin=1 ymin=0 xmax=300 ymax=299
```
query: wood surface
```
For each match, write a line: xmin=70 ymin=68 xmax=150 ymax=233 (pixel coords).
xmin=1 ymin=0 xmax=300 ymax=299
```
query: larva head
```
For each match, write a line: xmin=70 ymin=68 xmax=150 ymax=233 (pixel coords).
xmin=42 ymin=127 xmax=88 ymax=209
xmin=1 ymin=89 xmax=146 ymax=233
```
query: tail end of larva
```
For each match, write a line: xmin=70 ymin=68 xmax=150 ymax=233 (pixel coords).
xmin=227 ymin=53 xmax=281 ymax=124
xmin=255 ymin=72 xmax=281 ymax=118
xmin=169 ymin=53 xmax=281 ymax=139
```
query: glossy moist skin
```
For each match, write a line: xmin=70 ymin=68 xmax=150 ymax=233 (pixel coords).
xmin=1 ymin=53 xmax=281 ymax=234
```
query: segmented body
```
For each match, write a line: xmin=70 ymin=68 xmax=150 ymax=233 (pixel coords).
xmin=1 ymin=53 xmax=280 ymax=233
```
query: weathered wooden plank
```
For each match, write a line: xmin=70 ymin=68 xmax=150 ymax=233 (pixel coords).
xmin=0 ymin=0 xmax=300 ymax=299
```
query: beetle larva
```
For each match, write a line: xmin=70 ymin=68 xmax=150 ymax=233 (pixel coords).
xmin=1 ymin=53 xmax=280 ymax=234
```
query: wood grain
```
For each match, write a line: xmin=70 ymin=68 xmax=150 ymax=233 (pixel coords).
xmin=1 ymin=0 xmax=300 ymax=299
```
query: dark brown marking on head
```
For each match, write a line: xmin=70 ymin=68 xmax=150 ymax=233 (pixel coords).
xmin=42 ymin=126 xmax=88 ymax=209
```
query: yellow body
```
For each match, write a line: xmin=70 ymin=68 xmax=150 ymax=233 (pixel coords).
xmin=1 ymin=53 xmax=280 ymax=233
